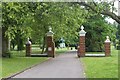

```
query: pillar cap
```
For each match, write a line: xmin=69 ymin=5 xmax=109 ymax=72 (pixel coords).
xmin=105 ymin=36 xmax=111 ymax=43
xmin=46 ymin=27 xmax=54 ymax=36
xmin=26 ymin=38 xmax=31 ymax=44
xmin=79 ymin=26 xmax=86 ymax=36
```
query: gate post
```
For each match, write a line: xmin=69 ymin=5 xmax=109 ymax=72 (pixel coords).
xmin=46 ymin=27 xmax=55 ymax=58
xmin=26 ymin=38 xmax=32 ymax=57
xmin=105 ymin=36 xmax=111 ymax=57
xmin=78 ymin=26 xmax=86 ymax=57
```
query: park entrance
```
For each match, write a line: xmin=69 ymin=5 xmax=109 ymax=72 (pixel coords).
xmin=26 ymin=27 xmax=55 ymax=58
xmin=77 ymin=26 xmax=111 ymax=57
xmin=25 ymin=26 xmax=111 ymax=58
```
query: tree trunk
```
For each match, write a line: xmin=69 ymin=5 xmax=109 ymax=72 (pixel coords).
xmin=0 ymin=27 xmax=2 ymax=55
xmin=76 ymin=2 xmax=120 ymax=24
xmin=11 ymin=39 xmax=16 ymax=50
xmin=8 ymin=39 xmax=11 ymax=51
xmin=2 ymin=27 xmax=9 ymax=54
xmin=41 ymin=36 xmax=46 ymax=54
xmin=16 ymin=30 xmax=24 ymax=51
xmin=17 ymin=38 xmax=24 ymax=51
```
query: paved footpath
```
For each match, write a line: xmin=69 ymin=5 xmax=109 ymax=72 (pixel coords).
xmin=12 ymin=51 xmax=86 ymax=78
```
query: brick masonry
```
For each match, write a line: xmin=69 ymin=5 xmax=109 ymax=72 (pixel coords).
xmin=26 ymin=43 xmax=31 ymax=57
xmin=105 ymin=43 xmax=111 ymax=57
xmin=46 ymin=36 xmax=55 ymax=58
xmin=78 ymin=36 xmax=85 ymax=57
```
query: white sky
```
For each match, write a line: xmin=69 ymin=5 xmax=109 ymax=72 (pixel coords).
xmin=106 ymin=0 xmax=119 ymax=24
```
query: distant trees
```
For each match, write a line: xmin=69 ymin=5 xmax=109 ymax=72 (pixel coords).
xmin=84 ymin=14 xmax=117 ymax=51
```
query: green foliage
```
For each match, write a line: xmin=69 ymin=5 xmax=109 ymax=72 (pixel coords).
xmin=2 ymin=2 xmax=33 ymax=50
xmin=33 ymin=2 xmax=87 ymax=45
xmin=83 ymin=14 xmax=117 ymax=51
xmin=2 ymin=2 xmax=117 ymax=51
xmin=2 ymin=2 xmax=33 ymax=39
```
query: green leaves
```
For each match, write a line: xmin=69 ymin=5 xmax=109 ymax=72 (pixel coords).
xmin=2 ymin=2 xmax=117 ymax=48
xmin=84 ymin=14 xmax=117 ymax=51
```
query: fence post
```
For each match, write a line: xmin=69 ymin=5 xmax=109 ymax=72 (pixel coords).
xmin=26 ymin=38 xmax=31 ymax=57
xmin=104 ymin=36 xmax=111 ymax=57
xmin=46 ymin=27 xmax=55 ymax=58
xmin=78 ymin=26 xmax=86 ymax=57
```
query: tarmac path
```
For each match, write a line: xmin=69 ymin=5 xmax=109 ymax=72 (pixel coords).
xmin=12 ymin=51 xmax=86 ymax=78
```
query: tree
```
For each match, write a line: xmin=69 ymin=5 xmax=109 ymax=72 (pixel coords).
xmin=83 ymin=14 xmax=117 ymax=51
xmin=32 ymin=2 xmax=87 ymax=53
xmin=75 ymin=1 xmax=120 ymax=24
xmin=2 ymin=2 xmax=33 ymax=53
xmin=2 ymin=2 xmax=118 ymax=56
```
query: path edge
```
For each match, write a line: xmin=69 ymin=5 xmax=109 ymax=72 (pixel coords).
xmin=2 ymin=57 xmax=53 ymax=80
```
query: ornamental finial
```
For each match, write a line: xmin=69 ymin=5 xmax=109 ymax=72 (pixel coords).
xmin=49 ymin=27 xmax=52 ymax=32
xmin=26 ymin=38 xmax=31 ymax=44
xmin=27 ymin=38 xmax=29 ymax=41
xmin=105 ymin=36 xmax=110 ymax=43
xmin=106 ymin=36 xmax=109 ymax=40
xmin=81 ymin=25 xmax=84 ymax=30
xmin=79 ymin=25 xmax=86 ymax=36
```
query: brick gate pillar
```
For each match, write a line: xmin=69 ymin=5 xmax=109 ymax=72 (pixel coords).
xmin=26 ymin=38 xmax=32 ymax=57
xmin=105 ymin=36 xmax=111 ymax=57
xmin=46 ymin=27 xmax=55 ymax=58
xmin=78 ymin=26 xmax=86 ymax=57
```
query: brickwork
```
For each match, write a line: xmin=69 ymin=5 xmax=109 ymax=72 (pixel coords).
xmin=78 ymin=26 xmax=86 ymax=57
xmin=26 ymin=44 xmax=31 ymax=57
xmin=26 ymin=39 xmax=31 ymax=57
xmin=105 ymin=43 xmax=111 ymax=57
xmin=46 ymin=36 xmax=55 ymax=58
xmin=77 ymin=26 xmax=111 ymax=57
xmin=104 ymin=36 xmax=111 ymax=57
xmin=78 ymin=36 xmax=85 ymax=57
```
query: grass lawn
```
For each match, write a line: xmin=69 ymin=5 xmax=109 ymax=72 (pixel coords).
xmin=0 ymin=58 xmax=2 ymax=79
xmin=31 ymin=44 xmax=68 ymax=54
xmin=81 ymin=46 xmax=118 ymax=78
xmin=55 ymin=48 xmax=68 ymax=55
xmin=2 ymin=45 xmax=68 ymax=79
xmin=2 ymin=56 xmax=48 ymax=78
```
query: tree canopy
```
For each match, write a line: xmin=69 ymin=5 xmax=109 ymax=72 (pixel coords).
xmin=1 ymin=1 xmax=118 ymax=53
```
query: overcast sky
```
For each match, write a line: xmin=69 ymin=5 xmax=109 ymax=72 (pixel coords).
xmin=106 ymin=0 xmax=119 ymax=24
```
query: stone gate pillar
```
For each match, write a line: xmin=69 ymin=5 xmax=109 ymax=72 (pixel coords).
xmin=46 ymin=27 xmax=55 ymax=58
xmin=26 ymin=38 xmax=31 ymax=57
xmin=105 ymin=36 xmax=111 ymax=57
xmin=78 ymin=26 xmax=86 ymax=57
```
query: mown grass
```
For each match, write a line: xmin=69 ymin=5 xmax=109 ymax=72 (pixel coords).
xmin=0 ymin=58 xmax=2 ymax=79
xmin=55 ymin=48 xmax=68 ymax=55
xmin=81 ymin=46 xmax=118 ymax=78
xmin=2 ymin=56 xmax=48 ymax=78
xmin=2 ymin=45 xmax=68 ymax=78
